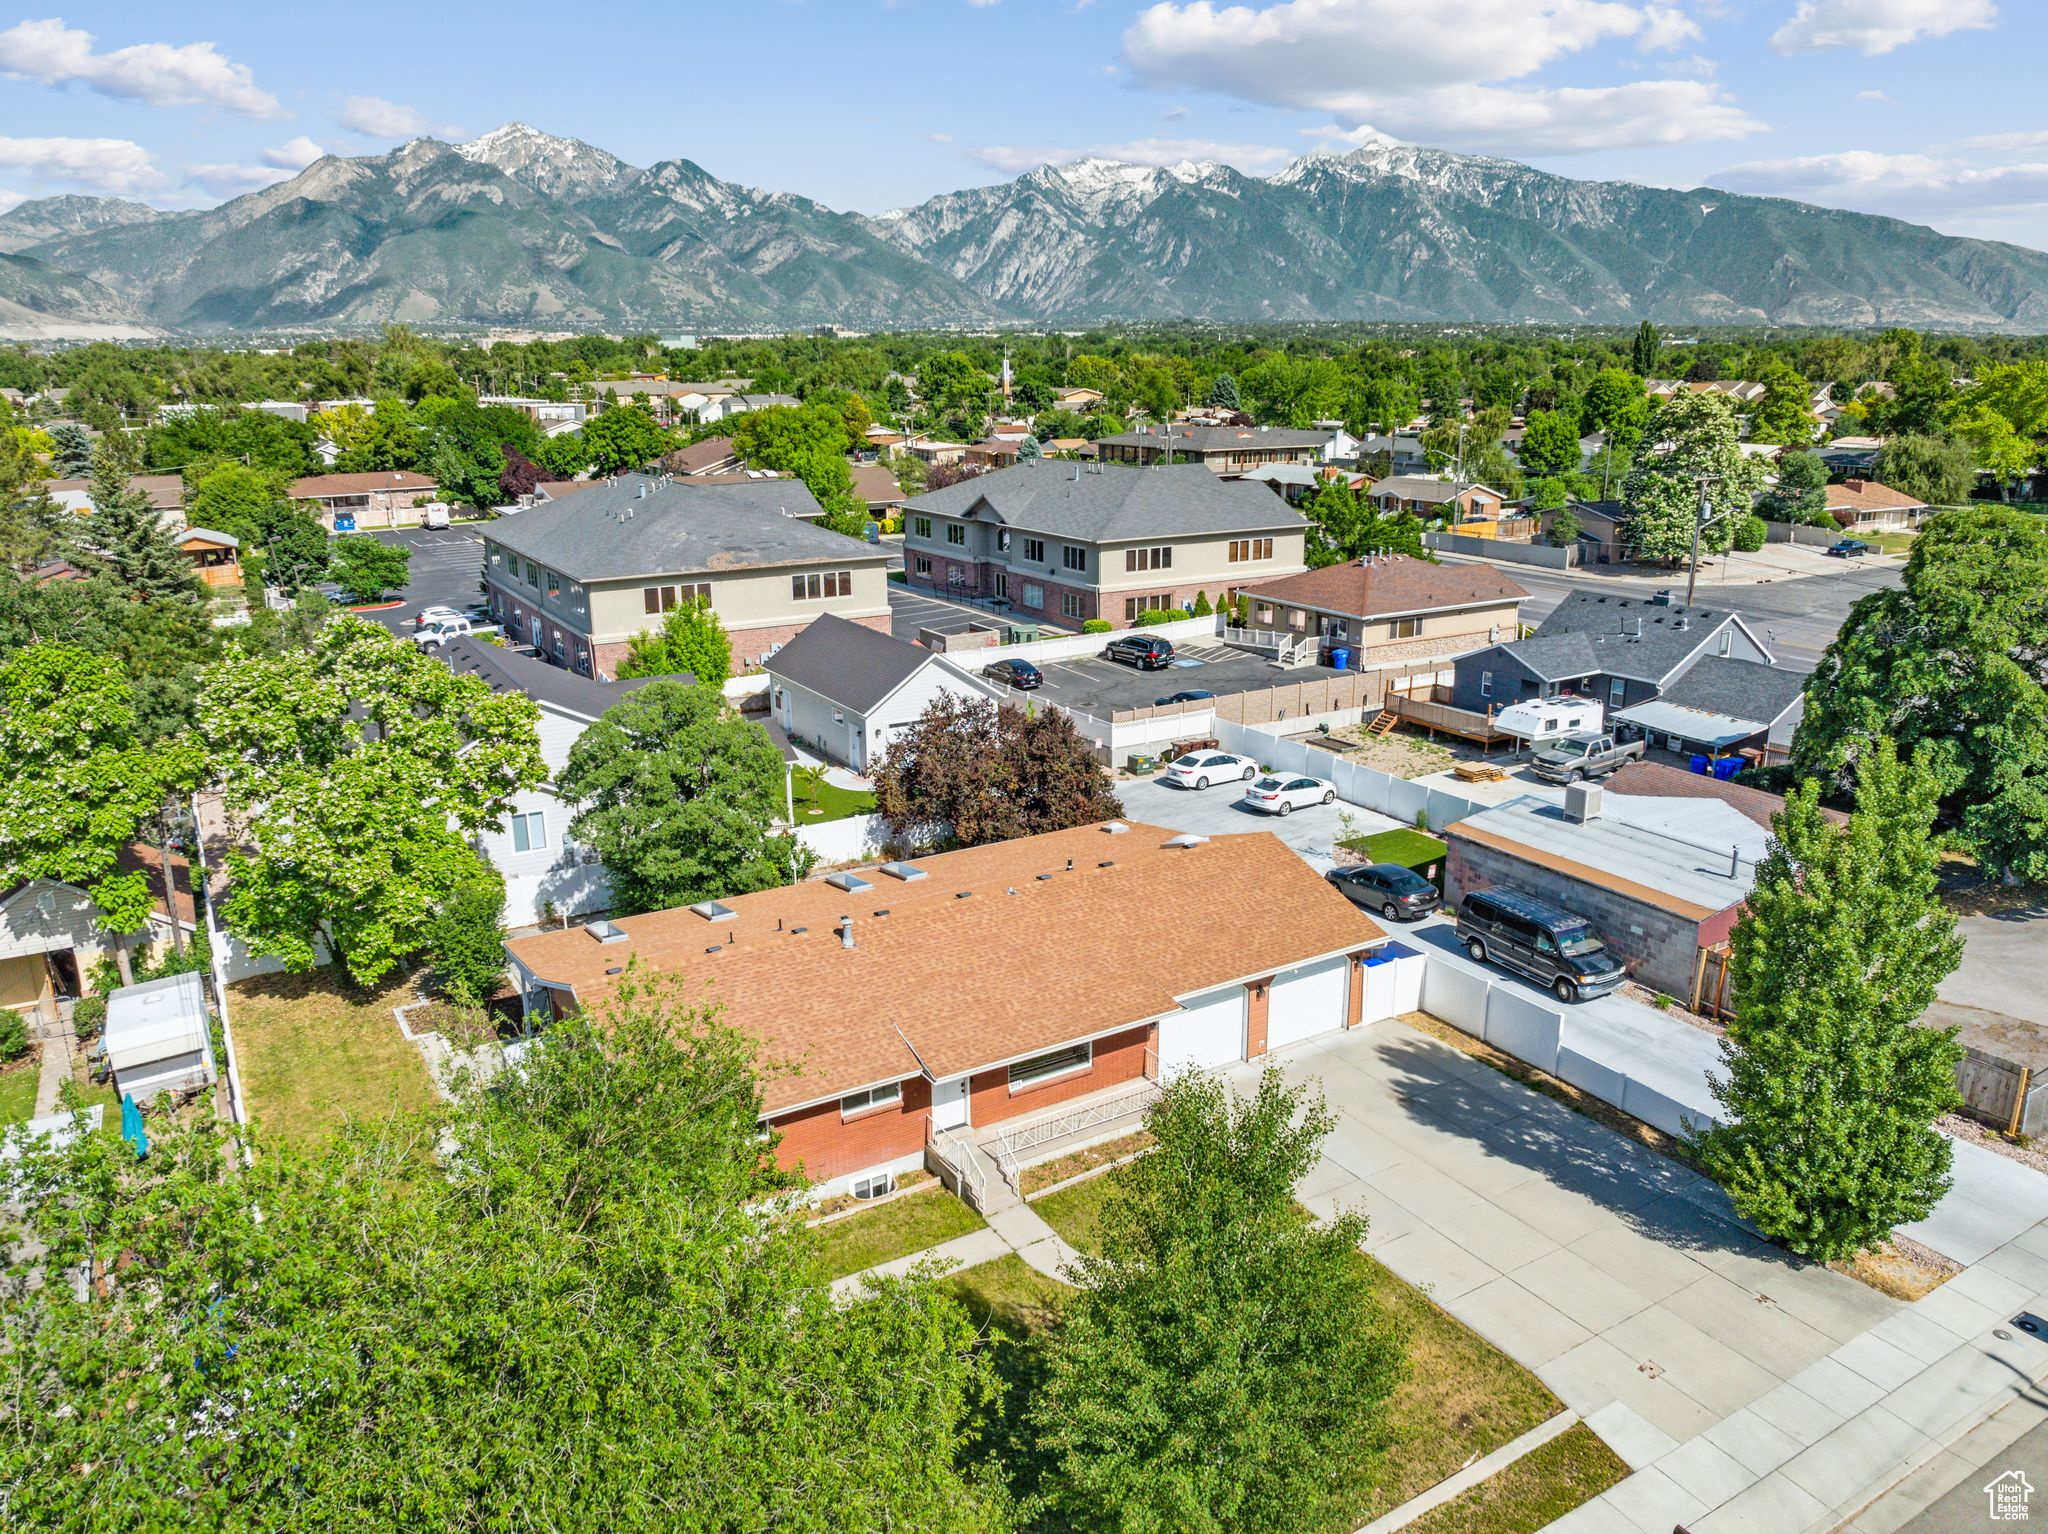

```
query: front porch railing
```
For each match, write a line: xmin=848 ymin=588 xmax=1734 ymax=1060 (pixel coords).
xmin=988 ymin=1066 xmax=1162 ymax=1192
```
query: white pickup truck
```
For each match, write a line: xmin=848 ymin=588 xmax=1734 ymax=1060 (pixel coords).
xmin=411 ymin=615 xmax=501 ymax=650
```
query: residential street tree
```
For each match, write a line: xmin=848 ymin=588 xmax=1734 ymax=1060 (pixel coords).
xmin=616 ymin=598 xmax=732 ymax=688
xmin=1874 ymin=434 xmax=1977 ymax=509
xmin=1621 ymin=392 xmax=1769 ymax=565
xmin=1580 ymin=368 xmax=1650 ymax=450
xmin=580 ymin=402 xmax=673 ymax=476
xmin=0 ymin=645 xmax=204 ymax=979
xmin=199 ymin=617 xmax=545 ymax=985
xmin=0 ymin=982 xmax=1006 ymax=1530
xmin=1029 ymin=1067 xmax=1407 ymax=1532
xmin=1696 ymin=740 xmax=1964 ymax=1261
xmin=1793 ymin=506 xmax=2048 ymax=882
xmin=873 ymin=693 xmax=1124 ymax=848
xmin=1517 ymin=409 xmax=1582 ymax=480
xmin=557 ymin=680 xmax=805 ymax=915
xmin=1749 ymin=359 xmax=1815 ymax=445
xmin=1758 ymin=449 xmax=1832 ymax=526
xmin=326 ymin=534 xmax=410 ymax=602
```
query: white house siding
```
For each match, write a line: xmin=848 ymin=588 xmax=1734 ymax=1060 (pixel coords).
xmin=477 ymin=706 xmax=616 ymax=927
xmin=1267 ymin=955 xmax=1350 ymax=1052
xmin=774 ymin=660 xmax=1000 ymax=773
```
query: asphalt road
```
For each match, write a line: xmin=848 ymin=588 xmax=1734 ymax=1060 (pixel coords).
xmin=1893 ymin=1403 xmax=2048 ymax=1531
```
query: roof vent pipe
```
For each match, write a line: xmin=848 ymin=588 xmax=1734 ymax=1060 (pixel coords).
xmin=839 ymin=916 xmax=854 ymax=950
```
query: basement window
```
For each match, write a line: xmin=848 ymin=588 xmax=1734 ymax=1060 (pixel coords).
xmin=849 ymin=1171 xmax=894 ymax=1201
xmin=1008 ymin=1041 xmax=1092 ymax=1092
xmin=841 ymin=1081 xmax=903 ymax=1118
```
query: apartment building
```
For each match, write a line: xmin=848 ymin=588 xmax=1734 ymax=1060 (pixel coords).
xmin=1093 ymin=423 xmax=1332 ymax=476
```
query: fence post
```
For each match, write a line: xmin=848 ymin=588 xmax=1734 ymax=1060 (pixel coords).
xmin=2010 ymin=1066 xmax=2032 ymax=1138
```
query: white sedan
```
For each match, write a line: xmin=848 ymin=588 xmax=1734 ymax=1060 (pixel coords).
xmin=1162 ymin=750 xmax=1258 ymax=790
xmin=1240 ymin=773 xmax=1337 ymax=816
xmin=412 ymin=604 xmax=464 ymax=628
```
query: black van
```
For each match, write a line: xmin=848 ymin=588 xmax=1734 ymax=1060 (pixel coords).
xmin=1454 ymin=887 xmax=1626 ymax=1003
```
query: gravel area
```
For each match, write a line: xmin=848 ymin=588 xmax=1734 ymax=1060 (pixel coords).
xmin=1941 ymin=1112 xmax=2048 ymax=1176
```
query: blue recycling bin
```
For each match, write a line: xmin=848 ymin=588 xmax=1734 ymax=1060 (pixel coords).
xmin=1329 ymin=645 xmax=1351 ymax=671
xmin=1689 ymin=754 xmax=1711 ymax=775
xmin=1713 ymin=756 xmax=1743 ymax=781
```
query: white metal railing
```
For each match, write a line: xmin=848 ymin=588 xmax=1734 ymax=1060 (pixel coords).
xmin=1224 ymin=626 xmax=1317 ymax=667
xmin=928 ymin=1124 xmax=987 ymax=1211
xmin=988 ymin=1076 xmax=1162 ymax=1190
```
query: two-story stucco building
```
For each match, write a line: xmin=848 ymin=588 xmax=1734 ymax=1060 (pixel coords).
xmin=481 ymin=474 xmax=893 ymax=679
xmin=1093 ymin=423 xmax=1332 ymax=476
xmin=898 ymin=460 xmax=1308 ymax=627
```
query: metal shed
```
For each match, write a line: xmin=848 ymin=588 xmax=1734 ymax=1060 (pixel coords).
xmin=104 ymin=971 xmax=215 ymax=1103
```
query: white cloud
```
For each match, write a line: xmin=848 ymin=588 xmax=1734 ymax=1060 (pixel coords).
xmin=0 ymin=134 xmax=159 ymax=195
xmin=0 ymin=19 xmax=281 ymax=117
xmin=926 ymin=131 xmax=955 ymax=144
xmin=1120 ymin=0 xmax=1762 ymax=153
xmin=1771 ymin=0 xmax=1994 ymax=57
xmin=1162 ymin=104 xmax=1190 ymax=121
xmin=263 ymin=135 xmax=326 ymax=170
xmin=1958 ymin=128 xmax=2048 ymax=153
xmin=0 ymin=189 xmax=25 ymax=216
xmin=1716 ymin=149 xmax=2048 ymax=221
xmin=184 ymin=162 xmax=294 ymax=196
xmin=338 ymin=96 xmax=456 ymax=140
xmin=973 ymin=136 xmax=1295 ymax=175
xmin=1856 ymin=89 xmax=1893 ymax=103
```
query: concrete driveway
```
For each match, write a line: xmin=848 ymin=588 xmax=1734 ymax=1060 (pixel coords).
xmin=1112 ymin=773 xmax=1401 ymax=870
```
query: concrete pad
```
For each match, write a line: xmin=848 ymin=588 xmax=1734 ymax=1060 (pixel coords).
xmin=1747 ymin=1380 xmax=1848 ymax=1450
xmin=985 ymin=1203 xmax=1056 ymax=1248
xmin=1371 ymin=1226 xmax=1499 ymax=1300
xmin=1361 ymin=1157 xmax=1490 ymax=1225
xmin=1755 ymin=1264 xmax=1904 ymax=1348
xmin=1910 ymin=1281 xmax=2006 ymax=1343
xmin=1541 ymin=1335 xmax=1723 ymax=1442
xmin=1662 ymin=1273 xmax=1839 ymax=1380
xmin=1786 ymin=1355 xmax=1890 ymax=1418
xmin=1583 ymin=1400 xmax=1679 ymax=1469
xmin=1513 ymin=1246 xmax=1661 ymax=1334
xmin=1834 ymin=1329 xmax=1931 ymax=1393
xmin=1944 ymin=1261 xmax=2042 ymax=1320
xmin=1435 ymin=1198 xmax=1561 ymax=1273
xmin=1657 ymin=1433 xmax=1756 ymax=1506
xmin=1317 ymin=1119 xmax=1408 ymax=1180
xmin=1879 ymin=1343 xmax=2024 ymax=1444
xmin=1778 ymin=1405 xmax=1933 ymax=1510
xmin=1690 ymin=1468 xmax=1831 ymax=1534
xmin=1598 ymin=1464 xmax=1709 ymax=1532
xmin=1535 ymin=1496 xmax=1643 ymax=1534
xmin=1702 ymin=1405 xmax=1806 ymax=1478
xmin=1294 ymin=1157 xmax=1359 ymax=1203
xmin=1500 ymin=1177 xmax=1627 ymax=1248
xmin=1568 ymin=1220 xmax=1716 ymax=1306
xmin=1904 ymin=1138 xmax=2048 ymax=1266
xmin=1870 ymin=1307 xmax=1976 ymax=1367
xmin=1439 ymin=1275 xmax=1592 ymax=1368
xmin=1605 ymin=1302 xmax=1784 ymax=1417
xmin=1013 ymin=1235 xmax=1079 ymax=1281
xmin=1616 ymin=1188 xmax=1763 ymax=1261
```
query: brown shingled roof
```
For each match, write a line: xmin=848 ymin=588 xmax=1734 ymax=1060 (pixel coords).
xmin=1824 ymin=478 xmax=1926 ymax=515
xmin=1238 ymin=553 xmax=1526 ymax=620
xmin=505 ymin=822 xmax=1383 ymax=1113
xmin=1603 ymin=760 xmax=1844 ymax=829
xmin=288 ymin=471 xmax=438 ymax=499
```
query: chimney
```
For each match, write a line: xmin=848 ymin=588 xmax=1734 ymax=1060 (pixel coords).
xmin=1845 ymin=478 xmax=1866 ymax=492
xmin=838 ymin=916 xmax=854 ymax=950
xmin=1565 ymin=783 xmax=1602 ymax=823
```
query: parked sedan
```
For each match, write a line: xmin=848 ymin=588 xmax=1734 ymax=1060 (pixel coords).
xmin=1155 ymin=689 xmax=1216 ymax=706
xmin=983 ymin=658 xmax=1042 ymax=690
xmin=1163 ymin=750 xmax=1258 ymax=790
xmin=1240 ymin=773 xmax=1336 ymax=816
xmin=1326 ymin=863 xmax=1441 ymax=921
xmin=413 ymin=604 xmax=465 ymax=628
xmin=1825 ymin=538 xmax=1872 ymax=558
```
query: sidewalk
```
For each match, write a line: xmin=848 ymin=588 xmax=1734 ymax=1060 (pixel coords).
xmin=828 ymin=1156 xmax=1080 ymax=1302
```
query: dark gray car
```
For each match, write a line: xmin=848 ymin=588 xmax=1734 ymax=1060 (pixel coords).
xmin=1455 ymin=887 xmax=1626 ymax=1003
xmin=1326 ymin=863 xmax=1440 ymax=922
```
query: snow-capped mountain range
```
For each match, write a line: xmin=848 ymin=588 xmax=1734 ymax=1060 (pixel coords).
xmin=2 ymin=124 xmax=2045 ymax=335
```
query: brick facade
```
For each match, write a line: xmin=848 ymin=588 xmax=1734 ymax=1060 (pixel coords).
xmin=769 ymin=1075 xmax=932 ymax=1186
xmin=967 ymin=1025 xmax=1154 ymax=1129
xmin=903 ymin=562 xmax=1252 ymax=631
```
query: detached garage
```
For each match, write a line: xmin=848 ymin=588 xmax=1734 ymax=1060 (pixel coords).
xmin=104 ymin=971 xmax=216 ymax=1104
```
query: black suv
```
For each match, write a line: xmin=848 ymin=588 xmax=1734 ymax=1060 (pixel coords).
xmin=1102 ymin=635 xmax=1176 ymax=671
xmin=1455 ymin=887 xmax=1625 ymax=1003
xmin=1326 ymin=863 xmax=1441 ymax=921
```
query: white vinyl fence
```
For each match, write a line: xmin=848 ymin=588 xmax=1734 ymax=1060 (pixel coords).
xmin=1210 ymin=719 xmax=1489 ymax=831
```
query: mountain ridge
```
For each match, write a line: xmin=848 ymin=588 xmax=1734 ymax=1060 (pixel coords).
xmin=4 ymin=126 xmax=2047 ymax=336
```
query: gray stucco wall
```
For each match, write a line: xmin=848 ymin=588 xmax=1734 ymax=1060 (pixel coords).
xmin=1445 ymin=835 xmax=1710 ymax=1002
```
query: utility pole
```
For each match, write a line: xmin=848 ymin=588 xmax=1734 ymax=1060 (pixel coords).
xmin=1684 ymin=475 xmax=1718 ymax=608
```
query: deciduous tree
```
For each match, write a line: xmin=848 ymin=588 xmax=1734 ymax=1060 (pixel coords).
xmin=326 ymin=534 xmax=410 ymax=602
xmin=617 ymin=598 xmax=732 ymax=688
xmin=1621 ymin=393 xmax=1768 ymax=565
xmin=1758 ymin=449 xmax=1831 ymax=527
xmin=580 ymin=402 xmax=673 ymax=476
xmin=1630 ymin=320 xmax=1661 ymax=378
xmin=1873 ymin=434 xmax=1976 ymax=509
xmin=1696 ymin=740 xmax=1963 ymax=1261
xmin=1517 ymin=409 xmax=1582 ymax=479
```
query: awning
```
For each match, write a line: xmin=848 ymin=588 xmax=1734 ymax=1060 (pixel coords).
xmin=1612 ymin=699 xmax=1761 ymax=750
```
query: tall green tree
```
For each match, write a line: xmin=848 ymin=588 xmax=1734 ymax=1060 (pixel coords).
xmin=0 ymin=645 xmax=204 ymax=976
xmin=75 ymin=446 xmax=205 ymax=605
xmin=1793 ymin=506 xmax=2048 ymax=882
xmin=1621 ymin=392 xmax=1768 ymax=565
xmin=1873 ymin=434 xmax=1976 ymax=509
xmin=617 ymin=598 xmax=733 ymax=687
xmin=1696 ymin=741 xmax=1964 ymax=1261
xmin=557 ymin=680 xmax=805 ymax=915
xmin=1748 ymin=359 xmax=1815 ymax=445
xmin=1758 ymin=449 xmax=1832 ymax=527
xmin=0 ymin=982 xmax=1006 ymax=1530
xmin=1206 ymin=372 xmax=1240 ymax=411
xmin=326 ymin=534 xmax=410 ymax=602
xmin=47 ymin=422 xmax=93 ymax=477
xmin=872 ymin=692 xmax=1123 ymax=849
xmin=1517 ymin=409 xmax=1583 ymax=479
xmin=0 ymin=424 xmax=65 ymax=572
xmin=1630 ymin=320 xmax=1661 ymax=378
xmin=580 ymin=402 xmax=673 ymax=476
xmin=1029 ymin=1067 xmax=1407 ymax=1532
xmin=199 ymin=616 xmax=545 ymax=984
xmin=1580 ymin=368 xmax=1650 ymax=451
xmin=426 ymin=855 xmax=509 ymax=1006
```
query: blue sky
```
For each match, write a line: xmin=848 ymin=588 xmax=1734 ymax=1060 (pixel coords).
xmin=3 ymin=2 xmax=2046 ymax=248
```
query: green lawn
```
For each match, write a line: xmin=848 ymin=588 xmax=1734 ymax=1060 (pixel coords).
xmin=939 ymin=1252 xmax=1074 ymax=1335
xmin=812 ymin=1187 xmax=986 ymax=1279
xmin=0 ymin=1053 xmax=40 ymax=1124
xmin=228 ymin=971 xmax=438 ymax=1148
xmin=790 ymin=775 xmax=877 ymax=825
xmin=1032 ymin=1166 xmax=1575 ymax=1528
xmin=1401 ymin=1424 xmax=1628 ymax=1533
xmin=1338 ymin=828 xmax=1450 ymax=872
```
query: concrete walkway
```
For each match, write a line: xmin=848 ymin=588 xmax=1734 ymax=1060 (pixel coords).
xmin=828 ymin=1153 xmax=1081 ymax=1302
xmin=30 ymin=1019 xmax=74 ymax=1117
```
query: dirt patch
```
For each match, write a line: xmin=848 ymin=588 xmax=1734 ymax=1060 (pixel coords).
xmin=1021 ymin=1129 xmax=1156 ymax=1196
xmin=1620 ymin=981 xmax=1726 ymax=1039
xmin=1318 ymin=729 xmax=1456 ymax=780
xmin=1832 ymin=1235 xmax=1959 ymax=1302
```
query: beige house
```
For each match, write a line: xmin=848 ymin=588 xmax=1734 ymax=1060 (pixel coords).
xmin=289 ymin=471 xmax=440 ymax=531
xmin=1239 ymin=555 xmax=1527 ymax=668
xmin=0 ymin=846 xmax=196 ymax=1022
xmin=482 ymin=474 xmax=893 ymax=678
xmin=1094 ymin=423 xmax=1331 ymax=477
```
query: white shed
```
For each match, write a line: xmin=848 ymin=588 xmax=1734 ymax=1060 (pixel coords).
xmin=104 ymin=971 xmax=215 ymax=1103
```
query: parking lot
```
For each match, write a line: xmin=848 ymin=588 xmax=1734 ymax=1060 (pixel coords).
xmin=1000 ymin=644 xmax=1351 ymax=718
xmin=355 ymin=527 xmax=488 ymax=634
xmin=885 ymin=585 xmax=1014 ymax=643
xmin=1113 ymin=772 xmax=1398 ymax=869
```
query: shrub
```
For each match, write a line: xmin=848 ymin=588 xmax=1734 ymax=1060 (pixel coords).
xmin=72 ymin=995 xmax=107 ymax=1041
xmin=1732 ymin=514 xmax=1769 ymax=552
xmin=1081 ymin=618 xmax=1112 ymax=634
xmin=429 ymin=862 xmax=509 ymax=1006
xmin=1191 ymin=591 xmax=1213 ymax=617
xmin=1132 ymin=609 xmax=1175 ymax=628
xmin=0 ymin=1012 xmax=28 ymax=1062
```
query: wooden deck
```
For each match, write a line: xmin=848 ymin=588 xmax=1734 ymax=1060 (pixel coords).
xmin=1389 ymin=693 xmax=1516 ymax=750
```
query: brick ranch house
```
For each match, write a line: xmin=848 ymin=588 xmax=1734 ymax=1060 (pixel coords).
xmin=899 ymin=459 xmax=1308 ymax=628
xmin=503 ymin=822 xmax=1388 ymax=1199
xmin=481 ymin=472 xmax=892 ymax=678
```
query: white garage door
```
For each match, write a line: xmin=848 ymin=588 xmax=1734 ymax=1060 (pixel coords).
xmin=1268 ymin=955 xmax=1350 ymax=1051
xmin=1159 ymin=986 xmax=1245 ymax=1076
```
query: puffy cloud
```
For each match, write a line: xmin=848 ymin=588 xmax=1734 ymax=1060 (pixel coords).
xmin=0 ymin=134 xmax=160 ymax=195
xmin=184 ymin=162 xmax=294 ymax=196
xmin=1120 ymin=0 xmax=1761 ymax=153
xmin=263 ymin=135 xmax=326 ymax=170
xmin=1716 ymin=149 xmax=2048 ymax=220
xmin=338 ymin=96 xmax=456 ymax=140
xmin=1771 ymin=0 xmax=1994 ymax=57
xmin=0 ymin=19 xmax=281 ymax=117
xmin=0 ymin=189 xmax=25 ymax=216
xmin=973 ymin=136 xmax=1295 ymax=175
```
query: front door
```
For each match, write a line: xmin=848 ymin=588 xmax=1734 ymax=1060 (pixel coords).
xmin=991 ymin=570 xmax=1008 ymax=601
xmin=931 ymin=1077 xmax=969 ymax=1132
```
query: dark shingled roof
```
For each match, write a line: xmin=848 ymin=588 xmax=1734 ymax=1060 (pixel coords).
xmin=438 ymin=635 xmax=684 ymax=720
xmin=1526 ymin=591 xmax=1763 ymax=684
xmin=763 ymin=612 xmax=932 ymax=714
xmin=1497 ymin=632 xmax=1601 ymax=681
xmin=482 ymin=473 xmax=881 ymax=583
xmin=1652 ymin=656 xmax=1807 ymax=727
xmin=902 ymin=459 xmax=1303 ymax=541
